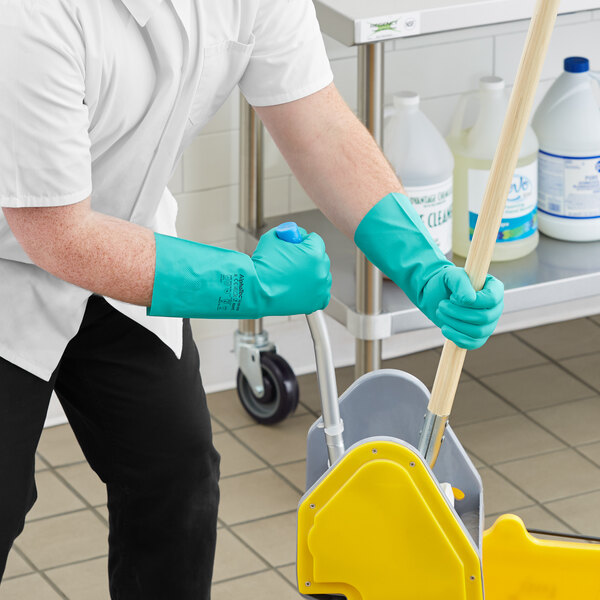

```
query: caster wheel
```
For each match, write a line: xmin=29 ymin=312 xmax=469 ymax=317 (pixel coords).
xmin=236 ymin=352 xmax=299 ymax=425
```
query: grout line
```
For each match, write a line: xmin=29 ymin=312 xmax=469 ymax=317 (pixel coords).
xmin=8 ymin=545 xmax=70 ymax=599
xmin=480 ymin=337 xmax=600 ymax=471
xmin=25 ymin=506 xmax=98 ymax=526
xmin=224 ymin=509 xmax=297 ymax=530
xmin=212 ymin=567 xmax=274 ymax=587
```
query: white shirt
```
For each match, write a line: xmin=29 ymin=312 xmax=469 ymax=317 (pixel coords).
xmin=0 ymin=0 xmax=333 ymax=380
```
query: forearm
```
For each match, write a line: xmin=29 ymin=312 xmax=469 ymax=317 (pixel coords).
xmin=3 ymin=200 xmax=155 ymax=306
xmin=255 ymin=84 xmax=403 ymax=237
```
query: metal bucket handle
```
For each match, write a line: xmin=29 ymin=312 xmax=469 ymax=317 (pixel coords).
xmin=275 ymin=222 xmax=345 ymax=465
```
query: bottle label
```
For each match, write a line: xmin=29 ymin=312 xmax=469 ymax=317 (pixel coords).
xmin=538 ymin=150 xmax=600 ymax=219
xmin=468 ymin=161 xmax=538 ymax=242
xmin=405 ymin=177 xmax=453 ymax=255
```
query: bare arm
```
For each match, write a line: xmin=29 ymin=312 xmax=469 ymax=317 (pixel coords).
xmin=254 ymin=82 xmax=404 ymax=238
xmin=2 ymin=198 xmax=156 ymax=306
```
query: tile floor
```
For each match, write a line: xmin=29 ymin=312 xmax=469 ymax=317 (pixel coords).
xmin=3 ymin=315 xmax=600 ymax=599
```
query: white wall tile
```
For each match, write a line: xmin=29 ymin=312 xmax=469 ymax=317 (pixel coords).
xmin=385 ymin=38 xmax=494 ymax=104
xmin=322 ymin=33 xmax=356 ymax=60
xmin=183 ymin=130 xmax=239 ymax=192
xmin=200 ymin=90 xmax=240 ymax=135
xmin=495 ymin=20 xmax=600 ymax=86
xmin=168 ymin=158 xmax=184 ymax=195
xmin=263 ymin=130 xmax=292 ymax=179
xmin=176 ymin=186 xmax=238 ymax=244
xmin=330 ymin=57 xmax=358 ymax=111
xmin=263 ymin=176 xmax=291 ymax=218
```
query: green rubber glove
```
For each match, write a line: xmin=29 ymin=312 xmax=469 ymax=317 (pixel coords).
xmin=148 ymin=227 xmax=331 ymax=319
xmin=354 ymin=193 xmax=504 ymax=350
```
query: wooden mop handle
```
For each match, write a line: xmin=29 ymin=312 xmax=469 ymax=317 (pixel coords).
xmin=427 ymin=0 xmax=561 ymax=419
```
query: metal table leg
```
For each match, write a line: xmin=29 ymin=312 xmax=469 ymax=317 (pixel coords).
xmin=236 ymin=96 xmax=273 ymax=397
xmin=355 ymin=43 xmax=384 ymax=379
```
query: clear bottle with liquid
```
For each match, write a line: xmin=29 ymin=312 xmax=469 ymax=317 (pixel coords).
xmin=449 ymin=76 xmax=539 ymax=261
xmin=384 ymin=92 xmax=454 ymax=255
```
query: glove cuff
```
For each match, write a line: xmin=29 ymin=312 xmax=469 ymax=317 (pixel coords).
xmin=148 ymin=233 xmax=262 ymax=318
xmin=354 ymin=193 xmax=452 ymax=307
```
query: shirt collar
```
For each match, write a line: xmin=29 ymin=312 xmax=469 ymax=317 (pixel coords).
xmin=120 ymin=0 xmax=164 ymax=26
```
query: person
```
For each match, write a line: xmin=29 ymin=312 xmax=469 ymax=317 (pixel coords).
xmin=0 ymin=0 xmax=504 ymax=597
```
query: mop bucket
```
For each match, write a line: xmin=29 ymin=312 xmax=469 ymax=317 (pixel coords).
xmin=295 ymin=308 xmax=600 ymax=600
xmin=482 ymin=514 xmax=600 ymax=599
xmin=296 ymin=321 xmax=484 ymax=600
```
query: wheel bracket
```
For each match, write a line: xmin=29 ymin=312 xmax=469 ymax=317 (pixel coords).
xmin=234 ymin=330 xmax=275 ymax=398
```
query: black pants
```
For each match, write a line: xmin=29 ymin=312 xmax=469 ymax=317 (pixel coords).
xmin=0 ymin=296 xmax=220 ymax=599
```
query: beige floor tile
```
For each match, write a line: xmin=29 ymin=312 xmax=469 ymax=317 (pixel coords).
xmin=26 ymin=471 xmax=85 ymax=522
xmin=561 ymin=354 xmax=600 ymax=393
xmin=3 ymin=550 xmax=32 ymax=579
xmin=35 ymin=454 xmax=49 ymax=473
xmin=95 ymin=506 xmax=109 ymax=523
xmin=213 ymin=432 xmax=267 ymax=478
xmin=496 ymin=449 xmax=600 ymax=503
xmin=234 ymin=414 xmax=314 ymax=466
xmin=529 ymin=397 xmax=600 ymax=446
xmin=233 ymin=512 xmax=297 ymax=567
xmin=56 ymin=463 xmax=106 ymax=507
xmin=211 ymin=418 xmax=225 ymax=433
xmin=546 ymin=490 xmax=600 ymax=536
xmin=46 ymin=556 xmax=109 ymax=600
xmin=490 ymin=505 xmax=571 ymax=533
xmin=219 ymin=470 xmax=300 ymax=525
xmin=479 ymin=469 xmax=533 ymax=516
xmin=591 ymin=315 xmax=600 ymax=326
xmin=450 ymin=380 xmax=516 ymax=427
xmin=515 ymin=318 xmax=600 ymax=360
xmin=207 ymin=388 xmax=257 ymax=429
xmin=211 ymin=570 xmax=298 ymax=600
xmin=516 ymin=319 xmax=600 ymax=359
xmin=277 ymin=564 xmax=297 ymax=587
xmin=485 ymin=506 xmax=569 ymax=534
xmin=212 ymin=529 xmax=266 ymax=583
xmin=297 ymin=366 xmax=354 ymax=415
xmin=453 ymin=414 xmax=564 ymax=465
xmin=275 ymin=461 xmax=307 ymax=492
xmin=36 ymin=424 xmax=86 ymax=467
xmin=481 ymin=363 xmax=595 ymax=411
xmin=463 ymin=334 xmax=546 ymax=378
xmin=383 ymin=349 xmax=470 ymax=390
xmin=0 ymin=574 xmax=62 ymax=599
xmin=578 ymin=441 xmax=600 ymax=466
xmin=465 ymin=450 xmax=485 ymax=469
xmin=16 ymin=511 xmax=108 ymax=570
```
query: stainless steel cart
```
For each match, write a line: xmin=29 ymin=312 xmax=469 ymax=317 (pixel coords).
xmin=233 ymin=0 xmax=600 ymax=424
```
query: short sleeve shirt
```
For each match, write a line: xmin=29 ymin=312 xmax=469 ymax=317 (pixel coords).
xmin=0 ymin=0 xmax=333 ymax=380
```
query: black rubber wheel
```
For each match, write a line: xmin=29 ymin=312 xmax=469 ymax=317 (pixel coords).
xmin=236 ymin=352 xmax=299 ymax=425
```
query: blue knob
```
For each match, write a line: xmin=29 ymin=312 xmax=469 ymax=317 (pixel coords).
xmin=276 ymin=222 xmax=303 ymax=244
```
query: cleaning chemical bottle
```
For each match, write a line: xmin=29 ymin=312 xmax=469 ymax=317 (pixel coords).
xmin=449 ymin=76 xmax=539 ymax=261
xmin=384 ymin=92 xmax=454 ymax=255
xmin=532 ymin=56 xmax=600 ymax=241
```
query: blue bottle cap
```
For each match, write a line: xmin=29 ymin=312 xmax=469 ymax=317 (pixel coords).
xmin=564 ymin=56 xmax=589 ymax=73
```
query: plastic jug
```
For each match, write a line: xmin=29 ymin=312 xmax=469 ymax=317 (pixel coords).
xmin=532 ymin=56 xmax=600 ymax=241
xmin=449 ymin=76 xmax=539 ymax=261
xmin=384 ymin=92 xmax=454 ymax=255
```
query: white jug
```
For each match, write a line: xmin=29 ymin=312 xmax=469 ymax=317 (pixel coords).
xmin=532 ymin=56 xmax=600 ymax=241
xmin=384 ymin=92 xmax=454 ymax=255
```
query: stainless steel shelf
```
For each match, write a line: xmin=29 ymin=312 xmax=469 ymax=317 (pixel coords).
xmin=240 ymin=210 xmax=600 ymax=340
xmin=315 ymin=0 xmax=600 ymax=46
